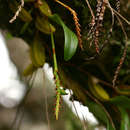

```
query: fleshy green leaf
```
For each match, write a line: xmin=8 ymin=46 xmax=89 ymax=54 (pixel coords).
xmin=49 ymin=14 xmax=78 ymax=61
xmin=35 ymin=16 xmax=55 ymax=34
xmin=38 ymin=0 xmax=52 ymax=17
xmin=109 ymin=96 xmax=130 ymax=108
xmin=118 ymin=107 xmax=130 ymax=130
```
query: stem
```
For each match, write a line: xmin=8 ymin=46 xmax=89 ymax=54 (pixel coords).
xmin=51 ymin=32 xmax=61 ymax=120
xmin=51 ymin=33 xmax=58 ymax=71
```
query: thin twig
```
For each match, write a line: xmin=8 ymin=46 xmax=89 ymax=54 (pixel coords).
xmin=9 ymin=0 xmax=24 ymax=23
xmin=112 ymin=8 xmax=130 ymax=25
xmin=115 ymin=15 xmax=128 ymax=40
xmin=112 ymin=14 xmax=128 ymax=87
xmin=85 ymin=0 xmax=95 ymax=19
xmin=106 ymin=0 xmax=115 ymax=27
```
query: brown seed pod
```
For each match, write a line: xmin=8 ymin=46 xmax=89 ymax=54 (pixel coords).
xmin=91 ymin=0 xmax=107 ymax=53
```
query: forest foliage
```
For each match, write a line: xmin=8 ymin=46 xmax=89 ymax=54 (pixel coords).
xmin=0 ymin=0 xmax=130 ymax=129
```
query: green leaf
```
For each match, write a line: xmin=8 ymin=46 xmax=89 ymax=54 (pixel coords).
xmin=87 ymin=102 xmax=108 ymax=124
xmin=107 ymin=120 xmax=115 ymax=130
xmin=118 ymin=107 xmax=130 ymax=130
xmin=38 ymin=0 xmax=52 ymax=17
xmin=109 ymin=96 xmax=130 ymax=108
xmin=49 ymin=14 xmax=78 ymax=61
xmin=87 ymin=102 xmax=116 ymax=130
xmin=35 ymin=16 xmax=55 ymax=34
